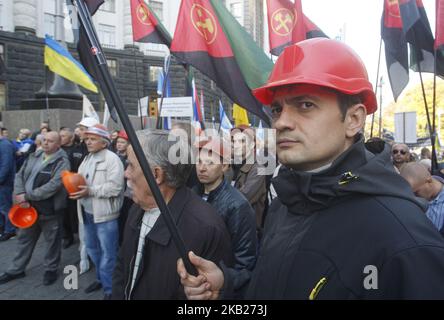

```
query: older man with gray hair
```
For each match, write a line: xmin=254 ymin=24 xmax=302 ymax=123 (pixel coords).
xmin=112 ymin=129 xmax=233 ymax=300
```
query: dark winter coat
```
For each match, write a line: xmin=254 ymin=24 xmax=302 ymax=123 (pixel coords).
xmin=222 ymin=137 xmax=444 ymax=299
xmin=112 ymin=187 xmax=234 ymax=300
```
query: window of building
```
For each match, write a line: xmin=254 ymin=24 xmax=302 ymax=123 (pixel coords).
xmin=149 ymin=1 xmax=163 ymax=21
xmin=230 ymin=2 xmax=243 ymax=24
xmin=107 ymin=59 xmax=117 ymax=77
xmin=149 ymin=66 xmax=163 ymax=82
xmin=98 ymin=24 xmax=116 ymax=48
xmin=100 ymin=0 xmax=116 ymax=13
xmin=0 ymin=83 xmax=6 ymax=112
xmin=0 ymin=44 xmax=4 ymax=61
xmin=44 ymin=13 xmax=56 ymax=37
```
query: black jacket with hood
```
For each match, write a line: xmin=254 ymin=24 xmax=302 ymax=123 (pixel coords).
xmin=222 ymin=137 xmax=444 ymax=299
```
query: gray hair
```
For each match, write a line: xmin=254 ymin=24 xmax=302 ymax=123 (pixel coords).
xmin=136 ymin=129 xmax=192 ymax=189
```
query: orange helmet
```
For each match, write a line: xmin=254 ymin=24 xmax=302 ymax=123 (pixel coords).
xmin=8 ymin=204 xmax=37 ymax=229
xmin=253 ymin=38 xmax=377 ymax=114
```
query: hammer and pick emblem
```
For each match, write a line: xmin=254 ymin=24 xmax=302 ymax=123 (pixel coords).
xmin=191 ymin=4 xmax=217 ymax=44
xmin=271 ymin=8 xmax=295 ymax=36
xmin=388 ymin=0 xmax=401 ymax=18
xmin=136 ymin=4 xmax=152 ymax=26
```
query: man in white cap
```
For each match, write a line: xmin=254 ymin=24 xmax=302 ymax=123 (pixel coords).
xmin=74 ymin=117 xmax=100 ymax=274
xmin=70 ymin=124 xmax=124 ymax=299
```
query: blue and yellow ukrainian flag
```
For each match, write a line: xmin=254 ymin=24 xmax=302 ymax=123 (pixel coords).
xmin=44 ymin=35 xmax=98 ymax=93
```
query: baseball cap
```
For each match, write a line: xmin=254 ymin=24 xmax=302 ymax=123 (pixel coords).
xmin=77 ymin=117 xmax=99 ymax=128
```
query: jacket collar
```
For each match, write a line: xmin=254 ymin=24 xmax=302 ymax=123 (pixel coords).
xmin=207 ymin=178 xmax=227 ymax=202
xmin=129 ymin=186 xmax=189 ymax=246
xmin=87 ymin=148 xmax=107 ymax=162
xmin=240 ymin=163 xmax=254 ymax=173
xmin=33 ymin=148 xmax=66 ymax=164
xmin=273 ymin=135 xmax=425 ymax=215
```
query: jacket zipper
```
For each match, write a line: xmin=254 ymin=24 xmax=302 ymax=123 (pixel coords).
xmin=124 ymin=255 xmax=136 ymax=300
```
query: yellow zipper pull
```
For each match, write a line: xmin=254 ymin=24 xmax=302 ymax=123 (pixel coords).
xmin=309 ymin=277 xmax=327 ymax=300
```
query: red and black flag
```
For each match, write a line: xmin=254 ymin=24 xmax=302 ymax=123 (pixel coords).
xmin=130 ymin=0 xmax=172 ymax=46
xmin=267 ymin=0 xmax=327 ymax=56
xmin=170 ymin=0 xmax=274 ymax=123
xmin=381 ymin=0 xmax=409 ymax=101
xmin=399 ymin=0 xmax=436 ymax=74
xmin=304 ymin=15 xmax=328 ymax=40
xmin=436 ymin=0 xmax=444 ymax=74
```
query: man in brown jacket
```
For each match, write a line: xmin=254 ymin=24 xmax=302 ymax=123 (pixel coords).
xmin=229 ymin=126 xmax=267 ymax=231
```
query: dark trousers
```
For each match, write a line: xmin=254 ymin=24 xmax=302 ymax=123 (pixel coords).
xmin=62 ymin=199 xmax=78 ymax=240
xmin=7 ymin=214 xmax=62 ymax=274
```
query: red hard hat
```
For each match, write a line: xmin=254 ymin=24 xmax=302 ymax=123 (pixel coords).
xmin=253 ymin=38 xmax=377 ymax=114
xmin=117 ymin=130 xmax=128 ymax=141
xmin=8 ymin=204 xmax=37 ymax=229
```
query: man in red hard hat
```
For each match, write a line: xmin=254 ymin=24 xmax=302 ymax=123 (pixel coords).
xmin=177 ymin=38 xmax=444 ymax=299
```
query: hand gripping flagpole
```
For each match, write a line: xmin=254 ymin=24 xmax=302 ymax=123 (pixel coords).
xmin=72 ymin=0 xmax=198 ymax=276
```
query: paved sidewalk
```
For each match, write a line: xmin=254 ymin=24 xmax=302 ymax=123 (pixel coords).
xmin=0 ymin=235 xmax=103 ymax=300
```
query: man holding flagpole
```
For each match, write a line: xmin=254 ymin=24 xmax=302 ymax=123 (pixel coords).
xmin=178 ymin=38 xmax=444 ymax=299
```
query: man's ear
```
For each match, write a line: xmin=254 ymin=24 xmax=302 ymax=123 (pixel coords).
xmin=345 ymin=104 xmax=367 ymax=138
xmin=153 ymin=167 xmax=165 ymax=185
xmin=222 ymin=163 xmax=230 ymax=173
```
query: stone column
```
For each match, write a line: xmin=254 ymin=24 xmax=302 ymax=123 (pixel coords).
xmin=124 ymin=0 xmax=137 ymax=49
xmin=13 ymin=0 xmax=37 ymax=35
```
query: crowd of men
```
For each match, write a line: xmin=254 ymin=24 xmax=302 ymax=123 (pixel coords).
xmin=0 ymin=38 xmax=444 ymax=300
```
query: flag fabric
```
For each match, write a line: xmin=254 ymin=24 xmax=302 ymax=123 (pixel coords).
xmin=44 ymin=35 xmax=98 ymax=93
xmin=102 ymin=102 xmax=111 ymax=127
xmin=436 ymin=0 xmax=444 ymax=75
xmin=192 ymin=79 xmax=203 ymax=124
xmin=170 ymin=0 xmax=273 ymax=124
xmin=304 ymin=15 xmax=328 ymax=39
xmin=130 ymin=0 xmax=172 ymax=46
xmin=291 ymin=0 xmax=306 ymax=44
xmin=157 ymin=56 xmax=172 ymax=130
xmin=84 ymin=0 xmax=103 ymax=15
xmin=156 ymin=71 xmax=171 ymax=97
xmin=219 ymin=100 xmax=233 ymax=132
xmin=76 ymin=0 xmax=118 ymax=122
xmin=82 ymin=95 xmax=100 ymax=121
xmin=399 ymin=0 xmax=436 ymax=74
xmin=233 ymin=103 xmax=249 ymax=127
xmin=200 ymin=90 xmax=205 ymax=121
xmin=266 ymin=0 xmax=328 ymax=56
xmin=381 ymin=0 xmax=409 ymax=101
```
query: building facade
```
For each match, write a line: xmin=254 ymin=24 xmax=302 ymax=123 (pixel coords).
xmin=0 ymin=0 xmax=265 ymax=125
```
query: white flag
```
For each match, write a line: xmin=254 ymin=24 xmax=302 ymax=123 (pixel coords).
xmin=103 ymin=102 xmax=110 ymax=127
xmin=82 ymin=95 xmax=100 ymax=122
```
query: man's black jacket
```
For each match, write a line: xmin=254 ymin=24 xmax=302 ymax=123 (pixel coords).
xmin=222 ymin=138 xmax=444 ymax=299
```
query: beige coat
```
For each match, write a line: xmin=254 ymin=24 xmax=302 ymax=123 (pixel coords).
xmin=77 ymin=148 xmax=124 ymax=224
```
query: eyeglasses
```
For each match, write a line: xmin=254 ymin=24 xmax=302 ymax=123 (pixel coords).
xmin=393 ymin=149 xmax=407 ymax=155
